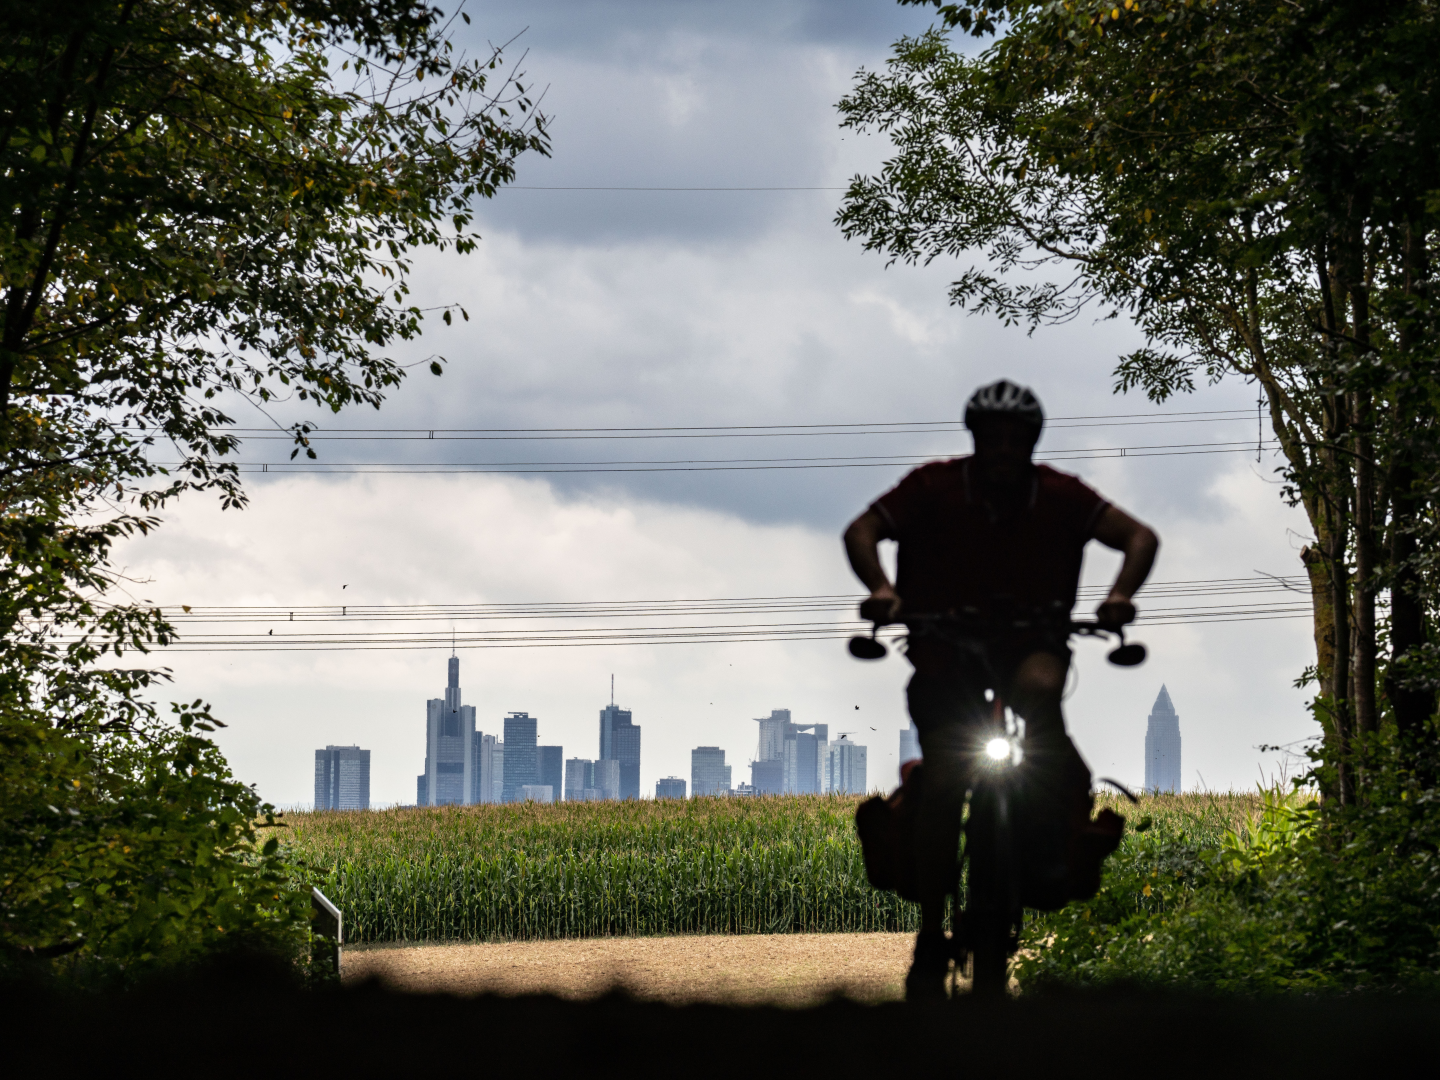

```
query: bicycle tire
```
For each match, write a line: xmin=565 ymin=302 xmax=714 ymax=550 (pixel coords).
xmin=965 ymin=778 xmax=1017 ymax=997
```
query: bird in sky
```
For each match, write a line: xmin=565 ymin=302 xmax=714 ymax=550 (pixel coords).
xmin=342 ymin=584 xmax=348 ymax=590
xmin=869 ymin=727 xmax=876 ymax=731
xmin=268 ymin=629 xmax=273 ymax=635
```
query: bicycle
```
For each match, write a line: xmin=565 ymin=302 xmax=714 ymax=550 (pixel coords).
xmin=849 ymin=610 xmax=1145 ymax=996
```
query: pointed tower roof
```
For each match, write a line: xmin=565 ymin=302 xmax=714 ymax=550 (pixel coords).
xmin=1150 ymin=684 xmax=1175 ymax=716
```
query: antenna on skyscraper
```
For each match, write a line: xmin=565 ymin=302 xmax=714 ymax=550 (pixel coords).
xmin=452 ymin=629 xmax=456 ymax=657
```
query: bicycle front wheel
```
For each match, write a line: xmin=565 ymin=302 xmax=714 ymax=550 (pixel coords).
xmin=965 ymin=779 xmax=1017 ymax=997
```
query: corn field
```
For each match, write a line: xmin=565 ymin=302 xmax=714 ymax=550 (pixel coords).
xmin=282 ymin=791 xmax=1266 ymax=945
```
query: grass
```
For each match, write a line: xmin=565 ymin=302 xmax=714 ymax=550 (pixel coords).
xmin=282 ymin=791 xmax=1271 ymax=945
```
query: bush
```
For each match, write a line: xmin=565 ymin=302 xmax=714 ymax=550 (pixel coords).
xmin=0 ymin=704 xmax=310 ymax=985
xmin=1016 ymin=746 xmax=1440 ymax=993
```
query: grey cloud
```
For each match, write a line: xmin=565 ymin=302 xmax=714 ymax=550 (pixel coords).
xmin=453 ymin=2 xmax=934 ymax=242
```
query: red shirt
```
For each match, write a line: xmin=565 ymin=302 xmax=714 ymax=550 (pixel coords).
xmin=872 ymin=458 xmax=1109 ymax=662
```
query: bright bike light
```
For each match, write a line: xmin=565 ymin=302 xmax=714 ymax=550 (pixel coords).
xmin=985 ymin=738 xmax=1011 ymax=761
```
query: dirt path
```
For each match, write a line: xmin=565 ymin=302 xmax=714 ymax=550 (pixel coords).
xmin=343 ymin=933 xmax=928 ymax=1005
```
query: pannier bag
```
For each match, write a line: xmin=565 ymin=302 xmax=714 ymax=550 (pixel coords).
xmin=853 ymin=760 xmax=1125 ymax=910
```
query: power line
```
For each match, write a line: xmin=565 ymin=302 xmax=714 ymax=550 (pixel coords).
xmin=156 ymin=576 xmax=1308 ymax=622
xmin=203 ymin=439 xmax=1282 ymax=474
xmin=59 ymin=609 xmax=1313 ymax=652
xmin=69 ymin=574 xmax=1313 ymax=651
xmin=207 ymin=409 xmax=1255 ymax=439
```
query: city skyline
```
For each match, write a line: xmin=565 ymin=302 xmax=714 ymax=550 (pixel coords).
xmin=119 ymin=0 xmax=1316 ymax=812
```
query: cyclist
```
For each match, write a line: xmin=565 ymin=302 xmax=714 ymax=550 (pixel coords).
xmin=843 ymin=380 xmax=1159 ymax=999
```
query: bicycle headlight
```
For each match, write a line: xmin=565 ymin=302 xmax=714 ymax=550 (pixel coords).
xmin=984 ymin=737 xmax=1011 ymax=761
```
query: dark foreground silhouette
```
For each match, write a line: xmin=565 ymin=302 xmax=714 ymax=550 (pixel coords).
xmin=7 ymin=954 xmax=1434 ymax=1076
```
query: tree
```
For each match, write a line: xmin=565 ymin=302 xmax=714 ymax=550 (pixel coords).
xmin=0 ymin=1 xmax=547 ymax=972
xmin=837 ymin=0 xmax=1440 ymax=796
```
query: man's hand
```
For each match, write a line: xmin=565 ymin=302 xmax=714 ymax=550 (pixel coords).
xmin=860 ymin=583 xmax=902 ymax=625
xmin=1092 ymin=505 xmax=1158 ymax=630
xmin=1096 ymin=590 xmax=1136 ymax=629
xmin=845 ymin=509 xmax=902 ymax=623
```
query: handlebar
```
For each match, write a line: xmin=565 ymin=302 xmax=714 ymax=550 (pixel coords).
xmin=847 ymin=613 xmax=1147 ymax=667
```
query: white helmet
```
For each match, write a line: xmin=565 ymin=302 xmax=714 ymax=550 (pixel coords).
xmin=964 ymin=379 xmax=1044 ymax=431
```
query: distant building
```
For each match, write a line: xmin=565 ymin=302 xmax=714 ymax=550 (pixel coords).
xmin=593 ymin=758 xmax=621 ymax=801
xmin=750 ymin=759 xmax=784 ymax=795
xmin=538 ymin=745 xmax=563 ymax=802
xmin=784 ymin=725 xmax=828 ymax=794
xmin=656 ymin=776 xmax=687 ymax=799
xmin=827 ymin=738 xmax=868 ymax=795
xmin=691 ymin=746 xmax=732 ymax=797
xmin=599 ymin=702 xmax=641 ymax=801
xmin=419 ymin=656 xmax=476 ymax=806
xmin=733 ymin=782 xmax=759 ymax=798
xmin=502 ymin=712 xmax=539 ymax=803
xmin=753 ymin=711 xmax=828 ymax=794
xmin=1144 ymin=685 xmax=1182 ymax=794
xmin=315 ymin=745 xmax=370 ymax=810
xmin=899 ymin=720 xmax=920 ymax=772
xmin=565 ymin=757 xmax=596 ymax=801
xmin=475 ymin=733 xmax=503 ymax=803
xmin=755 ymin=709 xmax=792 ymax=762
xmin=518 ymin=784 xmax=554 ymax=803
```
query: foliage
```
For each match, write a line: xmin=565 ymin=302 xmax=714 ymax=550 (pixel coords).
xmin=0 ymin=701 xmax=310 ymax=981
xmin=840 ymin=1 xmax=1440 ymax=798
xmin=1017 ymin=761 xmax=1440 ymax=992
xmin=0 ymin=2 xmax=547 ymax=976
xmin=282 ymin=792 xmax=1256 ymax=944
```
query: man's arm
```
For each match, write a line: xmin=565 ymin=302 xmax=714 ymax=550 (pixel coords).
xmin=1091 ymin=504 xmax=1160 ymax=628
xmin=843 ymin=508 xmax=902 ymax=623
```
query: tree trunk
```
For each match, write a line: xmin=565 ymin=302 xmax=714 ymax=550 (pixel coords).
xmin=1386 ymin=215 xmax=1435 ymax=744
xmin=1341 ymin=227 xmax=1378 ymax=743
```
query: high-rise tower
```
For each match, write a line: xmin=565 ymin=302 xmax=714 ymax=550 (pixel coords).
xmin=315 ymin=745 xmax=370 ymax=810
xmin=1144 ymin=685 xmax=1182 ymax=794
xmin=501 ymin=711 xmax=538 ymax=803
xmin=418 ymin=654 xmax=477 ymax=806
xmin=599 ymin=698 xmax=641 ymax=801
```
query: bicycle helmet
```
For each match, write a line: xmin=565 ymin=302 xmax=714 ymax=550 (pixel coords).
xmin=964 ymin=379 xmax=1045 ymax=432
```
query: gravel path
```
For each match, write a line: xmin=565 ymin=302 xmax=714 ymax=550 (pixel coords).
xmin=343 ymin=933 xmax=928 ymax=1005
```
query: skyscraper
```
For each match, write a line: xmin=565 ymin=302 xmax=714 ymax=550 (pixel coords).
xmin=593 ymin=758 xmax=621 ymax=801
xmin=565 ymin=757 xmax=597 ymax=801
xmin=899 ymin=720 xmax=920 ymax=775
xmin=827 ymin=738 xmax=868 ymax=795
xmin=599 ymin=700 xmax=641 ymax=801
xmin=502 ymin=712 xmax=538 ymax=803
xmin=691 ymin=746 xmax=732 ymax=797
xmin=750 ymin=759 xmax=784 ymax=795
xmin=783 ymin=724 xmax=828 ymax=794
xmin=475 ymin=733 xmax=503 ymax=803
xmin=755 ymin=709 xmax=791 ymax=761
xmin=655 ymin=776 xmax=687 ymax=799
xmin=315 ymin=745 xmax=370 ymax=810
xmin=1144 ymin=685 xmax=1182 ymax=794
xmin=538 ymin=745 xmax=563 ymax=802
xmin=753 ymin=711 xmax=828 ymax=794
xmin=419 ymin=655 xmax=476 ymax=806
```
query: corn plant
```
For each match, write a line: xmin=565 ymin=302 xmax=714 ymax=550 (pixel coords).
xmin=283 ymin=792 xmax=1260 ymax=944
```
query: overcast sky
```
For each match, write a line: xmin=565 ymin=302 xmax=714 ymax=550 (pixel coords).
xmin=115 ymin=0 xmax=1318 ymax=808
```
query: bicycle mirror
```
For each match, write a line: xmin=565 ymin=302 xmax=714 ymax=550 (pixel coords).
xmin=1107 ymin=642 xmax=1147 ymax=667
xmin=848 ymin=636 xmax=888 ymax=660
